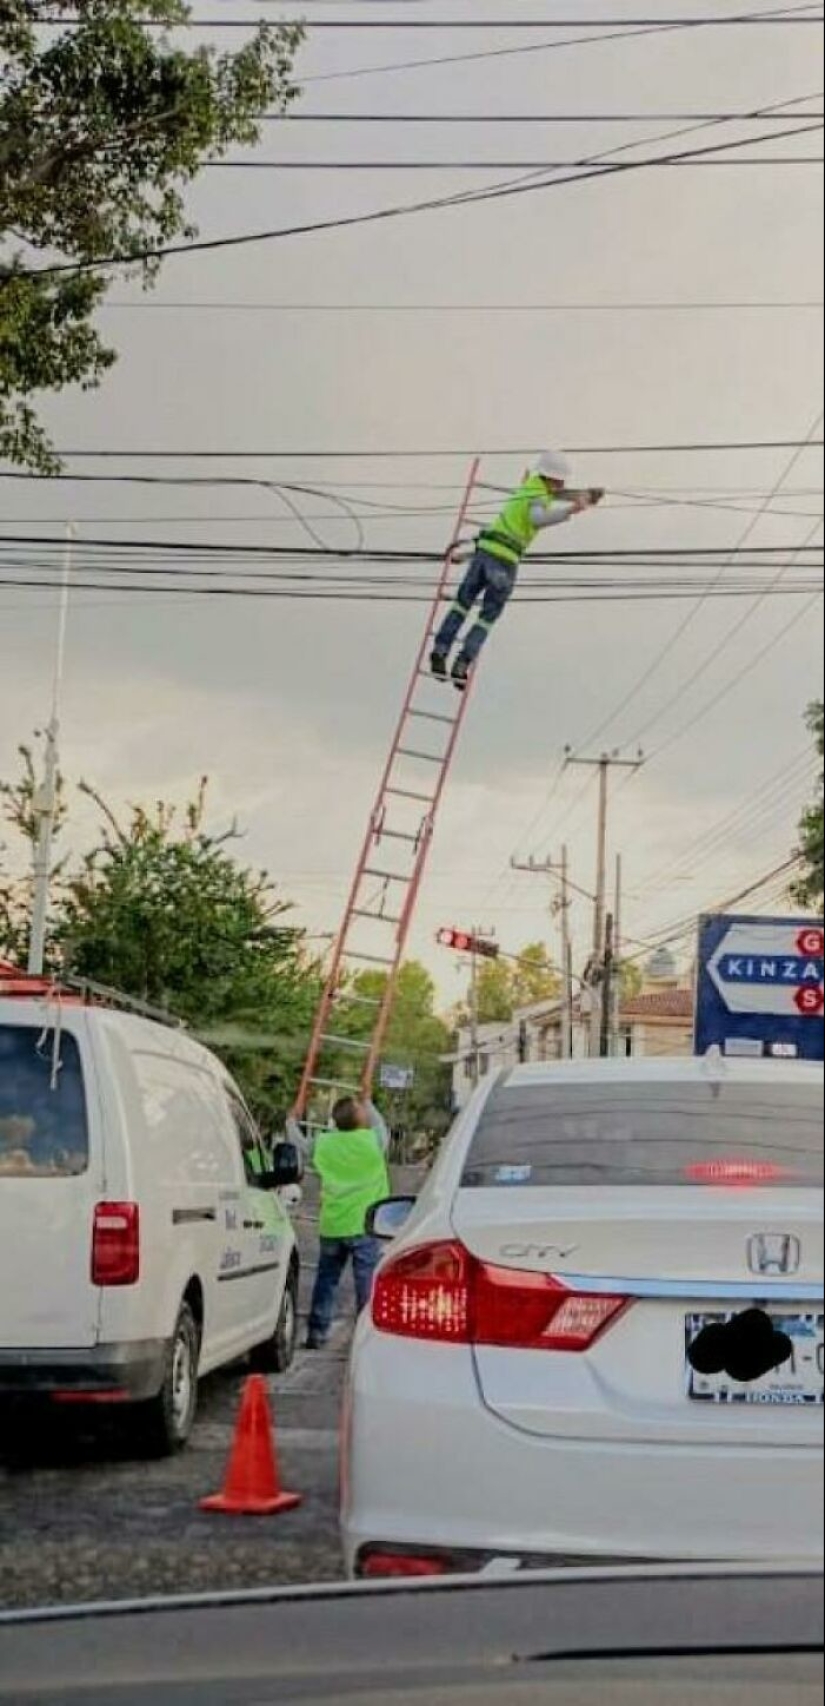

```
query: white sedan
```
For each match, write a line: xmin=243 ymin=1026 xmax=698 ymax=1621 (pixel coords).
xmin=341 ymin=1056 xmax=824 ymax=1578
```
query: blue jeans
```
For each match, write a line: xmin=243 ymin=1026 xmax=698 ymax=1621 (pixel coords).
xmin=308 ymin=1235 xmax=382 ymax=1343
xmin=434 ymin=548 xmax=517 ymax=665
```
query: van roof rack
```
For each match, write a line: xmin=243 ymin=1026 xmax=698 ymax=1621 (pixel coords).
xmin=0 ymin=962 xmax=186 ymax=1030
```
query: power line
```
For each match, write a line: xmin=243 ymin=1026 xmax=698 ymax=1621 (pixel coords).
xmin=640 ymin=748 xmax=816 ymax=890
xmin=1 ymin=569 xmax=818 ymax=603
xmin=203 ymin=155 xmax=823 ymax=167
xmin=628 ymin=490 xmax=823 ymax=747
xmin=646 ymin=585 xmax=824 ymax=758
xmin=28 ymin=438 xmax=825 ymax=461
xmin=46 ymin=12 xmax=825 ymax=25
xmin=620 ymin=861 xmax=802 ymax=965
xmin=263 ymin=110 xmax=825 ymax=122
xmin=98 ymin=298 xmax=825 ymax=311
xmin=565 ymin=416 xmax=824 ymax=755
xmin=299 ymin=4 xmax=823 ymax=82
xmin=3 ymin=533 xmax=820 ymax=559
xmin=14 ymin=119 xmax=821 ymax=278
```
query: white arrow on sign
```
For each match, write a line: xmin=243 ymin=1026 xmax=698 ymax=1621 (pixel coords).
xmin=708 ymin=921 xmax=824 ymax=1017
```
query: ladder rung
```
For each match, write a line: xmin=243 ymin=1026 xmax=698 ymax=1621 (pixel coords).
xmin=337 ymin=992 xmax=382 ymax=1008
xmin=363 ymin=866 xmax=406 ymax=883
xmin=347 ymin=950 xmax=395 ymax=966
xmin=397 ymin=747 xmax=444 ymax=765
xmin=352 ymin=908 xmax=402 ymax=925
xmin=408 ymin=707 xmax=458 ymax=728
xmin=319 ymin=1034 xmax=371 ymax=1051
xmin=377 ymin=827 xmax=419 ymax=844
xmin=385 ymin=785 xmax=436 ymax=805
xmin=309 ymin=1075 xmax=362 ymax=1092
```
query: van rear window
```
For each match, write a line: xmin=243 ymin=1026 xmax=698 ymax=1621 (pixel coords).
xmin=461 ymin=1079 xmax=824 ymax=1189
xmin=0 ymin=1026 xmax=89 ymax=1178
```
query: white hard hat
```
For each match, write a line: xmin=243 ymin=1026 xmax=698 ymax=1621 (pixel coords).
xmin=534 ymin=450 xmax=572 ymax=484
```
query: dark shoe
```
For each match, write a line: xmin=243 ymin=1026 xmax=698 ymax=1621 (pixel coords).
xmin=430 ymin=649 xmax=448 ymax=681
xmin=451 ymin=656 xmax=470 ymax=692
xmin=304 ymin=1334 xmax=326 ymax=1351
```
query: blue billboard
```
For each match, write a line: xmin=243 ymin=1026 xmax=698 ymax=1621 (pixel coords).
xmin=695 ymin=913 xmax=824 ymax=1061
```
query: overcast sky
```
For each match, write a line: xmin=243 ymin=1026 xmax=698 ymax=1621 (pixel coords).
xmin=1 ymin=0 xmax=823 ymax=1005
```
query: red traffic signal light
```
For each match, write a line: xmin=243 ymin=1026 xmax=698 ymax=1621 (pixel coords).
xmin=436 ymin=928 xmax=499 ymax=960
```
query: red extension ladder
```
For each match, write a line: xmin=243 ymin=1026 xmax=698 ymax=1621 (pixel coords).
xmin=293 ymin=458 xmax=481 ymax=1117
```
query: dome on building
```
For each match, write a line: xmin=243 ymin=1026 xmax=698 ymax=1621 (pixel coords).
xmin=645 ymin=946 xmax=679 ymax=984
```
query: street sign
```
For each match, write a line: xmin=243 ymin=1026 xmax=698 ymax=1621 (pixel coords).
xmin=695 ymin=913 xmax=825 ymax=1061
xmin=379 ymin=1063 xmax=415 ymax=1091
xmin=436 ymin=927 xmax=500 ymax=960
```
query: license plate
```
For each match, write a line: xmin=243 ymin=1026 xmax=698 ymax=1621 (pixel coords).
xmin=686 ymin=1311 xmax=824 ymax=1406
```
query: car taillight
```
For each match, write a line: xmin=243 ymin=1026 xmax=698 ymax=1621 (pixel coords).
xmin=372 ymin=1238 xmax=627 ymax=1351
xmin=91 ymin=1202 xmax=140 ymax=1286
xmin=372 ymin=1240 xmax=471 ymax=1342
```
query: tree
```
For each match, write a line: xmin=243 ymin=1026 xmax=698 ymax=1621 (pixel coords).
xmin=52 ymin=779 xmax=322 ymax=1118
xmin=0 ymin=736 xmax=66 ymax=963
xmin=617 ymin=959 xmax=644 ymax=999
xmin=1 ymin=1 xmax=302 ymax=470
xmin=464 ymin=942 xmax=560 ymax=1025
xmin=331 ymin=961 xmax=453 ymax=1142
xmin=509 ymin=941 xmax=562 ymax=1010
xmin=792 ymin=701 xmax=824 ymax=909
xmin=0 ymin=748 xmax=323 ymax=1121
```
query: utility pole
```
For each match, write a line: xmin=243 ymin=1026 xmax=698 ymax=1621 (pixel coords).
xmin=600 ymin=912 xmax=615 ymax=1058
xmin=564 ymin=749 xmax=643 ymax=1055
xmin=28 ymin=525 xmax=75 ymax=976
xmin=469 ymin=931 xmax=480 ymax=1088
xmin=466 ymin=924 xmax=494 ymax=1088
xmin=510 ymin=850 xmax=573 ymax=1060
xmin=612 ymin=854 xmax=623 ymax=1057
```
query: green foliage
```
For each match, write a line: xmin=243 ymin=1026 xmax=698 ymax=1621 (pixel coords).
xmin=617 ymin=958 xmax=644 ymax=999
xmin=0 ymin=752 xmax=323 ymax=1122
xmin=0 ymin=737 xmax=67 ymax=963
xmin=792 ymin=701 xmax=824 ymax=910
xmin=465 ymin=942 xmax=560 ymax=1025
xmin=329 ymin=961 xmax=453 ymax=1141
xmin=53 ymin=780 xmax=322 ymax=1120
xmin=1 ymin=0 xmax=302 ymax=469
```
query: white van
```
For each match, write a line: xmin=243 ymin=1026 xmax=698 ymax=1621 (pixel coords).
xmin=0 ymin=985 xmax=301 ymax=1454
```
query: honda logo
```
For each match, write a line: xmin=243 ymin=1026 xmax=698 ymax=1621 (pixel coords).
xmin=747 ymin=1234 xmax=801 ymax=1277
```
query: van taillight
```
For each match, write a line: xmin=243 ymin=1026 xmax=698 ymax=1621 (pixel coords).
xmin=372 ymin=1239 xmax=627 ymax=1351
xmin=92 ymin=1202 xmax=140 ymax=1286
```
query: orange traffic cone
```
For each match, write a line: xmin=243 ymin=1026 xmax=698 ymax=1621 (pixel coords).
xmin=200 ymin=1374 xmax=302 ymax=1515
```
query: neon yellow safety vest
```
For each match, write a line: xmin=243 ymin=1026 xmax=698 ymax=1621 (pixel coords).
xmin=478 ymin=474 xmax=555 ymax=567
xmin=313 ymin=1127 xmax=391 ymax=1239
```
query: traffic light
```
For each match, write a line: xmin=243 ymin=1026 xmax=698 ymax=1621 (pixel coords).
xmin=436 ymin=927 xmax=500 ymax=960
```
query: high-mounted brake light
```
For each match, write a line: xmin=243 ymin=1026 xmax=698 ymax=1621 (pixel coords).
xmin=684 ymin=1159 xmax=788 ymax=1186
xmin=372 ymin=1239 xmax=627 ymax=1351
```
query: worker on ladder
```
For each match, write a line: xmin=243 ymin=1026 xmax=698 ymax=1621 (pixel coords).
xmin=430 ymin=451 xmax=604 ymax=690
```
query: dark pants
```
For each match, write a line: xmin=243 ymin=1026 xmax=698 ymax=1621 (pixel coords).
xmin=434 ymin=547 xmax=517 ymax=665
xmin=308 ymin=1235 xmax=382 ymax=1343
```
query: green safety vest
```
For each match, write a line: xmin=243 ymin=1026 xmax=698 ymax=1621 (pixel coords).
xmin=313 ymin=1127 xmax=390 ymax=1239
xmin=478 ymin=474 xmax=555 ymax=567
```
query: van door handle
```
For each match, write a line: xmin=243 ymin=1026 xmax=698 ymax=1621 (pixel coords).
xmin=244 ymin=1219 xmax=265 ymax=1231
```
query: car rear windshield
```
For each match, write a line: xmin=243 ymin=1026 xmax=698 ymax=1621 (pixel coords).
xmin=461 ymin=1078 xmax=824 ymax=1189
xmin=0 ymin=1025 xmax=89 ymax=1178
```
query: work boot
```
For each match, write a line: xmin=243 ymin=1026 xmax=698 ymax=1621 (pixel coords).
xmin=451 ymin=656 xmax=470 ymax=692
xmin=430 ymin=649 xmax=448 ymax=681
xmin=304 ymin=1334 xmax=326 ymax=1351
